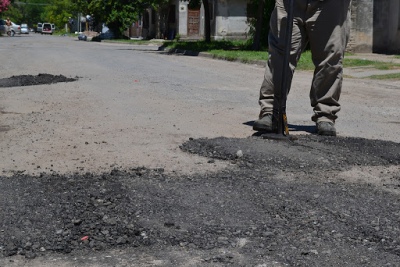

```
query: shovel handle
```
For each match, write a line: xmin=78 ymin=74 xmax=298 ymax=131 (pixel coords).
xmin=276 ymin=0 xmax=294 ymax=136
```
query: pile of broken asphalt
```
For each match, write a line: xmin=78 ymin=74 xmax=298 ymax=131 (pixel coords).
xmin=1 ymin=134 xmax=400 ymax=266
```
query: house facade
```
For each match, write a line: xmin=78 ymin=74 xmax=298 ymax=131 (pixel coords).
xmin=349 ymin=0 xmax=400 ymax=53
xmin=128 ymin=0 xmax=251 ymax=40
xmin=372 ymin=0 xmax=400 ymax=53
xmin=176 ymin=0 xmax=250 ymax=40
xmin=129 ymin=0 xmax=400 ymax=54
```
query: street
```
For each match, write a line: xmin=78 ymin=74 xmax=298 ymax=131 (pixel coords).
xmin=0 ymin=34 xmax=400 ymax=266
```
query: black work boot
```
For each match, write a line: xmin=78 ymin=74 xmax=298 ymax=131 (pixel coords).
xmin=317 ymin=121 xmax=336 ymax=136
xmin=253 ymin=114 xmax=277 ymax=132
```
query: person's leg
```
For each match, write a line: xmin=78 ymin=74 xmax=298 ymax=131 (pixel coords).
xmin=254 ymin=0 xmax=306 ymax=132
xmin=307 ymin=0 xmax=351 ymax=126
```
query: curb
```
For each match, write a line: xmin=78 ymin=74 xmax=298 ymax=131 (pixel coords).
xmin=164 ymin=47 xmax=267 ymax=67
xmin=98 ymin=41 xmax=400 ymax=78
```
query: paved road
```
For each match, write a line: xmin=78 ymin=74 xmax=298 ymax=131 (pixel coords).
xmin=0 ymin=34 xmax=399 ymax=266
xmin=1 ymin=34 xmax=399 ymax=176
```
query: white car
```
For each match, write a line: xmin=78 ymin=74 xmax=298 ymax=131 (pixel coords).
xmin=0 ymin=19 xmax=21 ymax=36
xmin=21 ymin=23 xmax=29 ymax=34
xmin=41 ymin=22 xmax=53 ymax=35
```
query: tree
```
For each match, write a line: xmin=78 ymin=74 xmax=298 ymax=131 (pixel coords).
xmin=252 ymin=0 xmax=265 ymax=50
xmin=71 ymin=0 xmax=174 ymax=38
xmin=41 ymin=0 xmax=74 ymax=29
xmin=247 ymin=0 xmax=275 ymax=50
xmin=202 ymin=0 xmax=210 ymax=42
xmin=2 ymin=3 xmax=23 ymax=23
xmin=0 ymin=0 xmax=11 ymax=12
xmin=1 ymin=0 xmax=71 ymax=30
xmin=84 ymin=0 xmax=162 ymax=38
xmin=150 ymin=0 xmax=169 ymax=39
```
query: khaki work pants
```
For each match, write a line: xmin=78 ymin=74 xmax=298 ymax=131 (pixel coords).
xmin=258 ymin=0 xmax=352 ymax=123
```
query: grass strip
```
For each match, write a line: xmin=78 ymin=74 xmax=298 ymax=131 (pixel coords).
xmin=113 ymin=39 xmax=400 ymax=71
xmin=366 ymin=73 xmax=400 ymax=80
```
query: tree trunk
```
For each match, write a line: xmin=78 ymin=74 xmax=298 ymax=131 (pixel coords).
xmin=252 ymin=0 xmax=265 ymax=51
xmin=202 ymin=0 xmax=211 ymax=42
xmin=155 ymin=4 xmax=168 ymax=39
xmin=155 ymin=8 xmax=162 ymax=39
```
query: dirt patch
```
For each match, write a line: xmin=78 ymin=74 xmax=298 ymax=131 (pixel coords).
xmin=0 ymin=74 xmax=77 ymax=88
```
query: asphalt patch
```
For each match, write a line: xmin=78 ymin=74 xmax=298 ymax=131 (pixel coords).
xmin=180 ymin=135 xmax=400 ymax=171
xmin=0 ymin=169 xmax=152 ymax=258
xmin=0 ymin=74 xmax=77 ymax=88
xmin=1 ymin=135 xmax=400 ymax=265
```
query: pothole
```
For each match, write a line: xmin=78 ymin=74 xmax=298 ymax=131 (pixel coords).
xmin=0 ymin=74 xmax=78 ymax=88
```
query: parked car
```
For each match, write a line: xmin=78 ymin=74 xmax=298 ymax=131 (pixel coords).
xmin=41 ymin=23 xmax=53 ymax=35
xmin=36 ymin=22 xmax=42 ymax=33
xmin=0 ymin=19 xmax=21 ymax=36
xmin=21 ymin=23 xmax=29 ymax=34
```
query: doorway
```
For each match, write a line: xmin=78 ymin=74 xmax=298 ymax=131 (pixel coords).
xmin=188 ymin=9 xmax=200 ymax=36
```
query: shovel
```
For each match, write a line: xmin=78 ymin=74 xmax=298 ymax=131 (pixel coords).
xmin=263 ymin=0 xmax=294 ymax=140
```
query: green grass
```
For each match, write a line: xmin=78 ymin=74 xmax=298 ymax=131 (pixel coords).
xmin=165 ymin=40 xmax=253 ymax=51
xmin=297 ymin=51 xmax=314 ymax=70
xmin=366 ymin=73 xmax=400 ymax=80
xmin=113 ymin=39 xmax=400 ymax=72
xmin=344 ymin=58 xmax=400 ymax=70
xmin=165 ymin=41 xmax=400 ymax=70
xmin=164 ymin=40 xmax=269 ymax=63
xmin=207 ymin=50 xmax=268 ymax=63
xmin=289 ymin=51 xmax=400 ymax=70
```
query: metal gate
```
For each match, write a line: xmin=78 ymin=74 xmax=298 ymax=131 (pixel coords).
xmin=188 ymin=9 xmax=200 ymax=36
